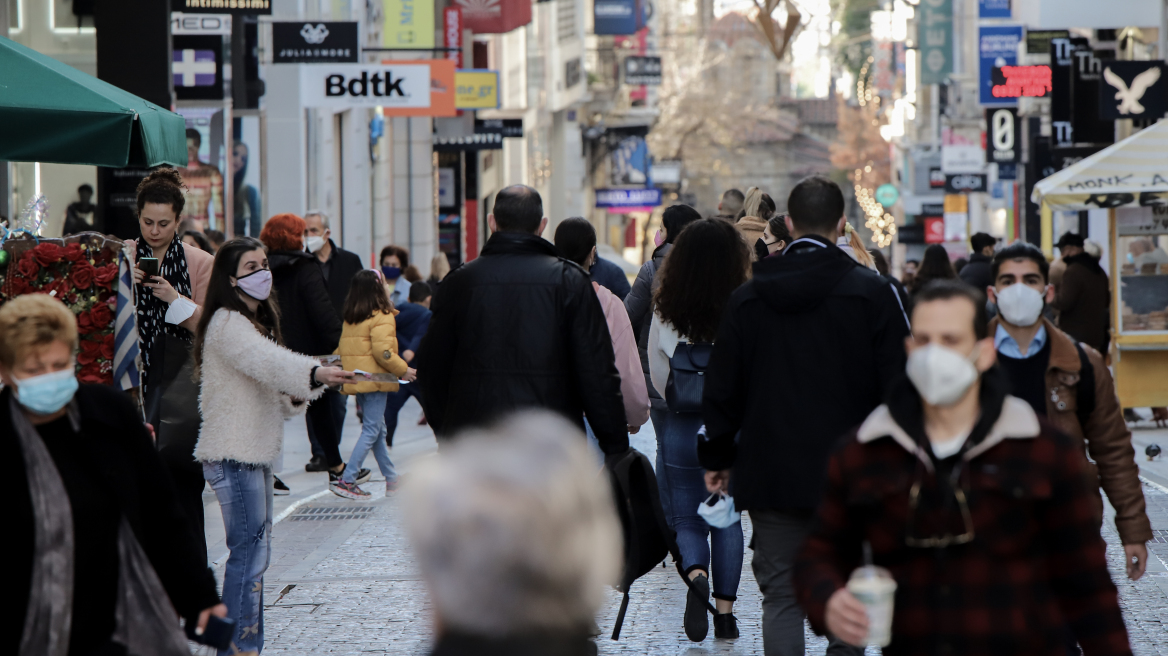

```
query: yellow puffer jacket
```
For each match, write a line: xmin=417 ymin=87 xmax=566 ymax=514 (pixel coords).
xmin=334 ymin=310 xmax=410 ymax=394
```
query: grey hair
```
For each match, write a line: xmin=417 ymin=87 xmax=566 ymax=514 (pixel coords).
xmin=304 ymin=209 xmax=330 ymax=230
xmin=405 ymin=411 xmax=622 ymax=637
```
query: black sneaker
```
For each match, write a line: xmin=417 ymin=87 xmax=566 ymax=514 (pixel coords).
xmin=713 ymin=613 xmax=738 ymax=640
xmin=684 ymin=574 xmax=710 ymax=642
xmin=305 ymin=456 xmax=328 ymax=472
xmin=273 ymin=476 xmax=290 ymax=496
xmin=329 ymin=468 xmax=371 ymax=484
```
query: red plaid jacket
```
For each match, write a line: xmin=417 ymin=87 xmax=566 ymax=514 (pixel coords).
xmin=794 ymin=394 xmax=1131 ymax=656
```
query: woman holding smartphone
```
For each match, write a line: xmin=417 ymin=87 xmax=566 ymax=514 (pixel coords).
xmin=129 ymin=168 xmax=216 ymax=567
xmin=193 ymin=237 xmax=355 ymax=654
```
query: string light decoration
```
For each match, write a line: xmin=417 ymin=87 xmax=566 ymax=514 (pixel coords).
xmin=852 ymin=168 xmax=896 ymax=248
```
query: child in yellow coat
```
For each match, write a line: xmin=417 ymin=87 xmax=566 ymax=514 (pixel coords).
xmin=332 ymin=270 xmax=416 ymax=499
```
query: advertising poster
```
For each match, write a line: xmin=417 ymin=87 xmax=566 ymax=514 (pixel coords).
xmin=454 ymin=70 xmax=501 ymax=109
xmin=175 ymin=106 xmax=229 ymax=233
xmin=979 ymin=26 xmax=1022 ymax=106
xmin=384 ymin=0 xmax=434 ymax=48
xmin=919 ymin=0 xmax=953 ymax=85
xmin=232 ymin=115 xmax=263 ymax=238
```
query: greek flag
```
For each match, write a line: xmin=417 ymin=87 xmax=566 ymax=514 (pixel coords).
xmin=113 ymin=248 xmax=141 ymax=390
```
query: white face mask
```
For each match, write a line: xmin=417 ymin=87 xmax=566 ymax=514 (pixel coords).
xmin=906 ymin=343 xmax=981 ymax=407
xmin=995 ymin=283 xmax=1044 ymax=327
xmin=305 ymin=235 xmax=327 ymax=253
xmin=697 ymin=493 xmax=741 ymax=529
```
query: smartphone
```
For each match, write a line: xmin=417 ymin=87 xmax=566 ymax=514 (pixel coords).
xmin=185 ymin=615 xmax=235 ymax=651
xmin=138 ymin=257 xmax=160 ymax=279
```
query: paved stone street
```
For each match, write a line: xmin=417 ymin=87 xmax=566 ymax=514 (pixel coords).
xmin=195 ymin=404 xmax=1168 ymax=654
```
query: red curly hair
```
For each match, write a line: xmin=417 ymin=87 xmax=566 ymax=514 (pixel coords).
xmin=259 ymin=213 xmax=306 ymax=252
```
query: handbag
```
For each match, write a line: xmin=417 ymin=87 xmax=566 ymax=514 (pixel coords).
xmin=144 ymin=335 xmax=203 ymax=477
xmin=664 ymin=342 xmax=714 ymax=413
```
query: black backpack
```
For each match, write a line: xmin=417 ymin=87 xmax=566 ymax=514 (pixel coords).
xmin=606 ymin=448 xmax=717 ymax=639
xmin=665 ymin=343 xmax=714 ymax=414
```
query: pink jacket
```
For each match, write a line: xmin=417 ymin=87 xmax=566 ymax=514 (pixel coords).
xmin=594 ymin=282 xmax=650 ymax=427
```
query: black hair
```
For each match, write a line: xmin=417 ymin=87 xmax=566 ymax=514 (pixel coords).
xmin=653 ymin=219 xmax=751 ymax=343
xmin=954 ymin=257 xmax=969 ymax=274
xmin=186 ymin=128 xmax=201 ymax=145
xmin=492 ymin=185 xmax=544 ymax=233
xmin=78 ymin=184 xmax=94 ymax=194
xmin=553 ymin=217 xmax=597 ymax=267
xmin=136 ymin=168 xmax=187 ymax=217
xmin=991 ymin=241 xmax=1050 ymax=283
xmin=182 ymin=230 xmax=215 ymax=254
xmin=787 ymin=176 xmax=845 ymax=234
xmin=970 ymin=232 xmax=996 ymax=253
xmin=205 ymin=229 xmax=226 ymax=247
xmin=343 ymin=270 xmax=394 ymax=324
xmin=869 ymin=249 xmax=890 ymax=276
xmin=766 ymin=214 xmax=792 ymax=246
xmin=758 ymin=193 xmax=776 ymax=221
xmin=192 ymin=237 xmax=282 ymax=372
xmin=380 ymin=245 xmax=410 ymax=268
xmin=720 ymin=189 xmax=745 ymax=216
xmin=913 ymin=279 xmax=989 ymax=340
xmin=911 ymin=244 xmax=957 ymax=293
xmin=662 ymin=204 xmax=702 ymax=243
xmin=408 ymin=280 xmax=433 ymax=303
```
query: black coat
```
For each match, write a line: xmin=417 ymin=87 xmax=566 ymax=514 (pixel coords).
xmin=319 ymin=239 xmax=365 ymax=317
xmin=590 ymin=255 xmax=631 ymax=300
xmin=959 ymin=252 xmax=993 ymax=292
xmin=270 ymin=249 xmax=343 ymax=356
xmin=417 ymin=231 xmax=629 ymax=454
xmin=699 ymin=236 xmax=911 ymax=512
xmin=6 ymin=385 xmax=220 ymax=653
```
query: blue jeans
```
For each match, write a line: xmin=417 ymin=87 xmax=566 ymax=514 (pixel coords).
xmin=649 ymin=408 xmax=672 ymax=529
xmin=382 ymin=383 xmax=422 ymax=447
xmin=656 ymin=410 xmax=743 ymax=601
xmin=203 ymin=460 xmax=272 ymax=655
xmin=345 ymin=392 xmax=397 ymax=484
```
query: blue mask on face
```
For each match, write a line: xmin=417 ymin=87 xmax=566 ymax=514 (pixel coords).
xmin=13 ymin=368 xmax=79 ymax=415
xmin=381 ymin=265 xmax=402 ymax=280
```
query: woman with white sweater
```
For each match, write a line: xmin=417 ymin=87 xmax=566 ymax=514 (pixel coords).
xmin=648 ymin=219 xmax=750 ymax=643
xmin=192 ymin=237 xmax=355 ymax=655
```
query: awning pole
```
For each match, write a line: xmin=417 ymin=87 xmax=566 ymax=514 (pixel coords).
xmin=1041 ymin=201 xmax=1053 ymax=258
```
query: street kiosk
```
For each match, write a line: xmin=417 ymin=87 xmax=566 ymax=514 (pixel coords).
xmin=1032 ymin=120 xmax=1168 ymax=408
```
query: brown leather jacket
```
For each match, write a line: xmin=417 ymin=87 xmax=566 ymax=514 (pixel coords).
xmin=991 ymin=317 xmax=1152 ymax=544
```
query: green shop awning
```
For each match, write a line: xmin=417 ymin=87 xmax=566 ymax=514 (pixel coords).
xmin=0 ymin=36 xmax=188 ymax=168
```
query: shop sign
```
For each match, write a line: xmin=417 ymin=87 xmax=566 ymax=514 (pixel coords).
xmin=924 ymin=217 xmax=945 ymax=243
xmin=595 ymin=0 xmax=638 ymax=36
xmin=171 ymin=12 xmax=232 ymax=34
xmin=451 ymin=0 xmax=532 ymax=34
xmin=875 ymin=184 xmax=899 ymax=207
xmin=384 ymin=0 xmax=434 ymax=48
xmin=650 ymin=160 xmax=683 ymax=185
xmin=978 ymin=0 xmax=1009 ymax=18
xmin=991 ymin=65 xmax=1051 ymax=99
xmin=1117 ymin=206 xmax=1168 ymax=236
xmin=475 ymin=118 xmax=523 ymax=137
xmin=595 ymin=188 xmax=662 ymax=208
xmin=173 ymin=35 xmax=224 ymax=101
xmin=624 ymin=56 xmax=662 ymax=86
xmin=611 ymin=137 xmax=650 ymax=186
xmin=945 ymin=173 xmax=988 ymax=194
xmin=454 ymin=70 xmax=500 ymax=109
xmin=433 ymin=133 xmax=504 ymax=151
xmin=941 ymin=144 xmax=984 ymax=174
xmin=177 ymin=0 xmax=270 ymax=15
xmin=272 ymin=22 xmax=358 ymax=63
xmin=1026 ymin=29 xmax=1068 ymax=55
xmin=929 ymin=168 xmax=946 ymax=188
xmin=987 ymin=108 xmax=1019 ymax=163
xmin=300 ymin=63 xmax=432 ymax=109
xmin=919 ymin=0 xmax=953 ymax=85
xmin=1099 ymin=61 xmax=1168 ymax=120
xmin=898 ymin=223 xmax=925 ymax=244
xmin=943 ymin=212 xmax=968 ymax=241
xmin=979 ymin=25 xmax=1022 ymax=106
xmin=444 ymin=8 xmax=463 ymax=68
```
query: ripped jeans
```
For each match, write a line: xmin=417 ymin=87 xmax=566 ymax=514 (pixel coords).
xmin=204 ymin=460 xmax=273 ymax=655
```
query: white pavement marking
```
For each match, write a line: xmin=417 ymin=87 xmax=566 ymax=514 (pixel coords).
xmin=272 ymin=489 xmax=332 ymax=525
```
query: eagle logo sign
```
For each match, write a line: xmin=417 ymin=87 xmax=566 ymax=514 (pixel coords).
xmin=1103 ymin=65 xmax=1161 ymax=115
xmin=300 ymin=23 xmax=330 ymax=45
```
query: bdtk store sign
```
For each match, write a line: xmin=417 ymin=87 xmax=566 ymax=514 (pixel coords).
xmin=300 ymin=64 xmax=431 ymax=109
xmin=273 ymin=22 xmax=358 ymax=63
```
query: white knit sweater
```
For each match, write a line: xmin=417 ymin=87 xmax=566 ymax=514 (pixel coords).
xmin=195 ymin=309 xmax=325 ymax=465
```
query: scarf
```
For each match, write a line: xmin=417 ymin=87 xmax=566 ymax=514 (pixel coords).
xmin=1064 ymin=252 xmax=1106 ymax=277
xmin=12 ymin=394 xmax=191 ymax=656
xmin=136 ymin=237 xmax=193 ymax=391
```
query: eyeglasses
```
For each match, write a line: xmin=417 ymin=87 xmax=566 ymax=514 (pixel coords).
xmin=904 ymin=479 xmax=975 ymax=548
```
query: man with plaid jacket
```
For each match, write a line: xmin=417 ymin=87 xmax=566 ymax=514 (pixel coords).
xmin=794 ymin=280 xmax=1130 ymax=656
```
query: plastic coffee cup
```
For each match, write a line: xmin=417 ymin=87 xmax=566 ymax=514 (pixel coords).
xmin=846 ymin=565 xmax=897 ymax=647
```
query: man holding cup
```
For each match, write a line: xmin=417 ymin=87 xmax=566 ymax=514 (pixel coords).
xmin=794 ymin=280 xmax=1131 ymax=655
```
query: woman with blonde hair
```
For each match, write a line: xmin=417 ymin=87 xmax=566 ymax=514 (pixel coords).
xmin=429 ymin=252 xmax=452 ymax=287
xmin=736 ymin=187 xmax=777 ymax=261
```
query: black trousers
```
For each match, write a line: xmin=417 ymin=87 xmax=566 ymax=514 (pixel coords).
xmin=305 ymin=393 xmax=344 ymax=467
xmin=167 ymin=462 xmax=209 ymax=568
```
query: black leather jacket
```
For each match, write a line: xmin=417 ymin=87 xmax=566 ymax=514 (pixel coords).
xmin=417 ymin=231 xmax=629 ymax=454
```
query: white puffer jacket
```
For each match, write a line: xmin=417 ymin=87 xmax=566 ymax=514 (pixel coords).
xmin=195 ymin=309 xmax=325 ymax=465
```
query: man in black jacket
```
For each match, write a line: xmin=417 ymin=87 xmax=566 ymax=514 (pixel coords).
xmin=417 ymin=185 xmax=629 ymax=455
xmin=700 ymin=176 xmax=909 ymax=656
xmin=304 ymin=210 xmax=364 ymax=467
xmin=958 ymin=231 xmax=996 ymax=291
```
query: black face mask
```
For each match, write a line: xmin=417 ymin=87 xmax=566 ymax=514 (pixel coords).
xmin=755 ymin=238 xmax=771 ymax=261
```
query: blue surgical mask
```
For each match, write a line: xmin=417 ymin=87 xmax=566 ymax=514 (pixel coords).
xmin=697 ymin=492 xmax=741 ymax=529
xmin=13 ymin=368 xmax=78 ymax=415
xmin=381 ymin=265 xmax=402 ymax=280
